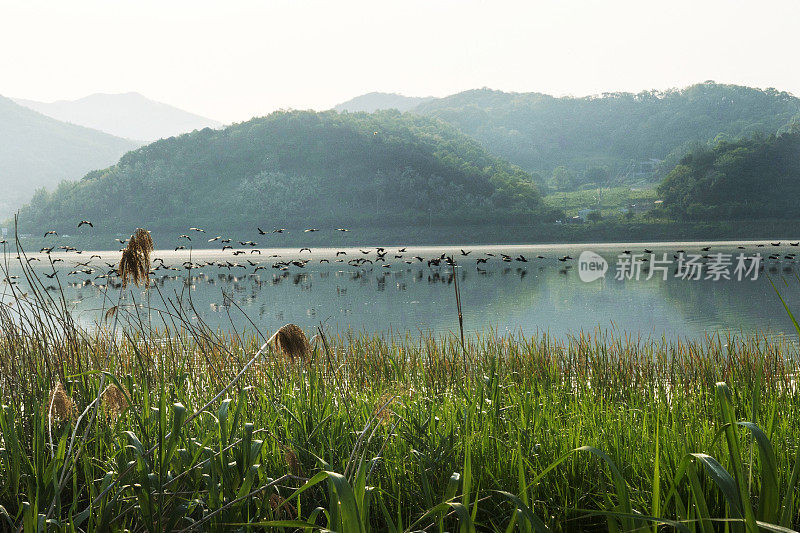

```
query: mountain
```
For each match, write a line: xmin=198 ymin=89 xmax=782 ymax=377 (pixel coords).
xmin=16 ymin=110 xmax=553 ymax=234
xmin=657 ymin=128 xmax=800 ymax=220
xmin=411 ymin=82 xmax=800 ymax=187
xmin=334 ymin=92 xmax=435 ymax=113
xmin=14 ymin=92 xmax=222 ymax=142
xmin=0 ymin=95 xmax=140 ymax=220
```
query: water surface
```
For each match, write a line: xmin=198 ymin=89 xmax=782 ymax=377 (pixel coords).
xmin=3 ymin=241 xmax=800 ymax=342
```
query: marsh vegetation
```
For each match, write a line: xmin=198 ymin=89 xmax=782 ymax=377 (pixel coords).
xmin=1 ymin=235 xmax=799 ymax=531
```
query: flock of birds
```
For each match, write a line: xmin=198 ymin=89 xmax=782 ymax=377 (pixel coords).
xmin=2 ymin=220 xmax=800 ymax=295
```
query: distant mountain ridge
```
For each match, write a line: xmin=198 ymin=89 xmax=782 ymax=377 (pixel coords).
xmin=0 ymin=95 xmax=140 ymax=220
xmin=334 ymin=92 xmax=435 ymax=113
xmin=14 ymin=92 xmax=222 ymax=142
xmin=410 ymin=82 xmax=800 ymax=185
xmin=336 ymin=82 xmax=800 ymax=189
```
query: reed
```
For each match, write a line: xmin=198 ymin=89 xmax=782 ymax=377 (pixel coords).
xmin=1 ymin=241 xmax=799 ymax=531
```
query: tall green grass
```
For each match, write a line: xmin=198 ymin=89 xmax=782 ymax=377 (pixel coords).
xmin=1 ymin=245 xmax=800 ymax=530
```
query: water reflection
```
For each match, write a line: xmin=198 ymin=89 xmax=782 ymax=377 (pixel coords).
xmin=3 ymin=243 xmax=800 ymax=342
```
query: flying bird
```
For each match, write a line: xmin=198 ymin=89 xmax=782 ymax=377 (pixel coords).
xmin=44 ymin=230 xmax=57 ymax=237
xmin=179 ymin=234 xmax=191 ymax=241
xmin=257 ymin=227 xmax=267 ymax=235
xmin=304 ymin=228 xmax=319 ymax=233
xmin=189 ymin=227 xmax=205 ymax=232
xmin=78 ymin=220 xmax=93 ymax=228
xmin=336 ymin=228 xmax=349 ymax=232
xmin=300 ymin=247 xmax=312 ymax=253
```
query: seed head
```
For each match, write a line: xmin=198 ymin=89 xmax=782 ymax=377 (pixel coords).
xmin=101 ymin=384 xmax=129 ymax=419
xmin=283 ymin=445 xmax=303 ymax=476
xmin=118 ymin=228 xmax=154 ymax=289
xmin=269 ymin=493 xmax=296 ymax=519
xmin=274 ymin=324 xmax=310 ymax=361
xmin=48 ymin=382 xmax=74 ymax=421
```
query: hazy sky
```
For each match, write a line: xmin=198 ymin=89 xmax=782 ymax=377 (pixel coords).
xmin=2 ymin=0 xmax=799 ymax=124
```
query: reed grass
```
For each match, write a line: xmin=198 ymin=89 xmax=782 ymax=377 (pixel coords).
xmin=1 ymin=235 xmax=800 ymax=531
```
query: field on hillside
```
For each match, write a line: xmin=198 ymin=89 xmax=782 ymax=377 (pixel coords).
xmin=543 ymin=186 xmax=660 ymax=219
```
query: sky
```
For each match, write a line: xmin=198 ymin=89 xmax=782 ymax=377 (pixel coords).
xmin=1 ymin=0 xmax=799 ymax=124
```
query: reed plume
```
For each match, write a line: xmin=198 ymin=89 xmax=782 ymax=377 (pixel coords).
xmin=372 ymin=391 xmax=398 ymax=425
xmin=118 ymin=228 xmax=154 ymax=289
xmin=274 ymin=324 xmax=310 ymax=361
xmin=48 ymin=382 xmax=74 ymax=421
xmin=269 ymin=493 xmax=297 ymax=519
xmin=282 ymin=445 xmax=303 ymax=476
xmin=101 ymin=384 xmax=129 ymax=419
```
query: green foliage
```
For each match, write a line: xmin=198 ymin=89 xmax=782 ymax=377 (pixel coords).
xmin=550 ymin=166 xmax=575 ymax=191
xmin=3 ymin=255 xmax=800 ymax=531
xmin=413 ymin=82 xmax=800 ymax=187
xmin=16 ymin=110 xmax=556 ymax=234
xmin=543 ymin=186 xmax=658 ymax=218
xmin=658 ymin=131 xmax=800 ymax=219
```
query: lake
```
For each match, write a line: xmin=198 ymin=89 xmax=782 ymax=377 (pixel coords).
xmin=3 ymin=240 xmax=800 ymax=342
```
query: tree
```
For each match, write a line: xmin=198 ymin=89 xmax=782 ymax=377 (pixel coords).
xmin=552 ymin=166 xmax=576 ymax=190
xmin=585 ymin=166 xmax=609 ymax=184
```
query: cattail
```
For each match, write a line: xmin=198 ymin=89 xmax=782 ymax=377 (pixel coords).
xmin=118 ymin=228 xmax=154 ymax=289
xmin=101 ymin=384 xmax=129 ymax=419
xmin=48 ymin=382 xmax=74 ymax=421
xmin=274 ymin=324 xmax=310 ymax=361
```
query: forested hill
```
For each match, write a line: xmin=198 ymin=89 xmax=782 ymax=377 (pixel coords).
xmin=16 ymin=110 xmax=554 ymax=234
xmin=657 ymin=129 xmax=800 ymax=220
xmin=411 ymin=82 xmax=800 ymax=184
